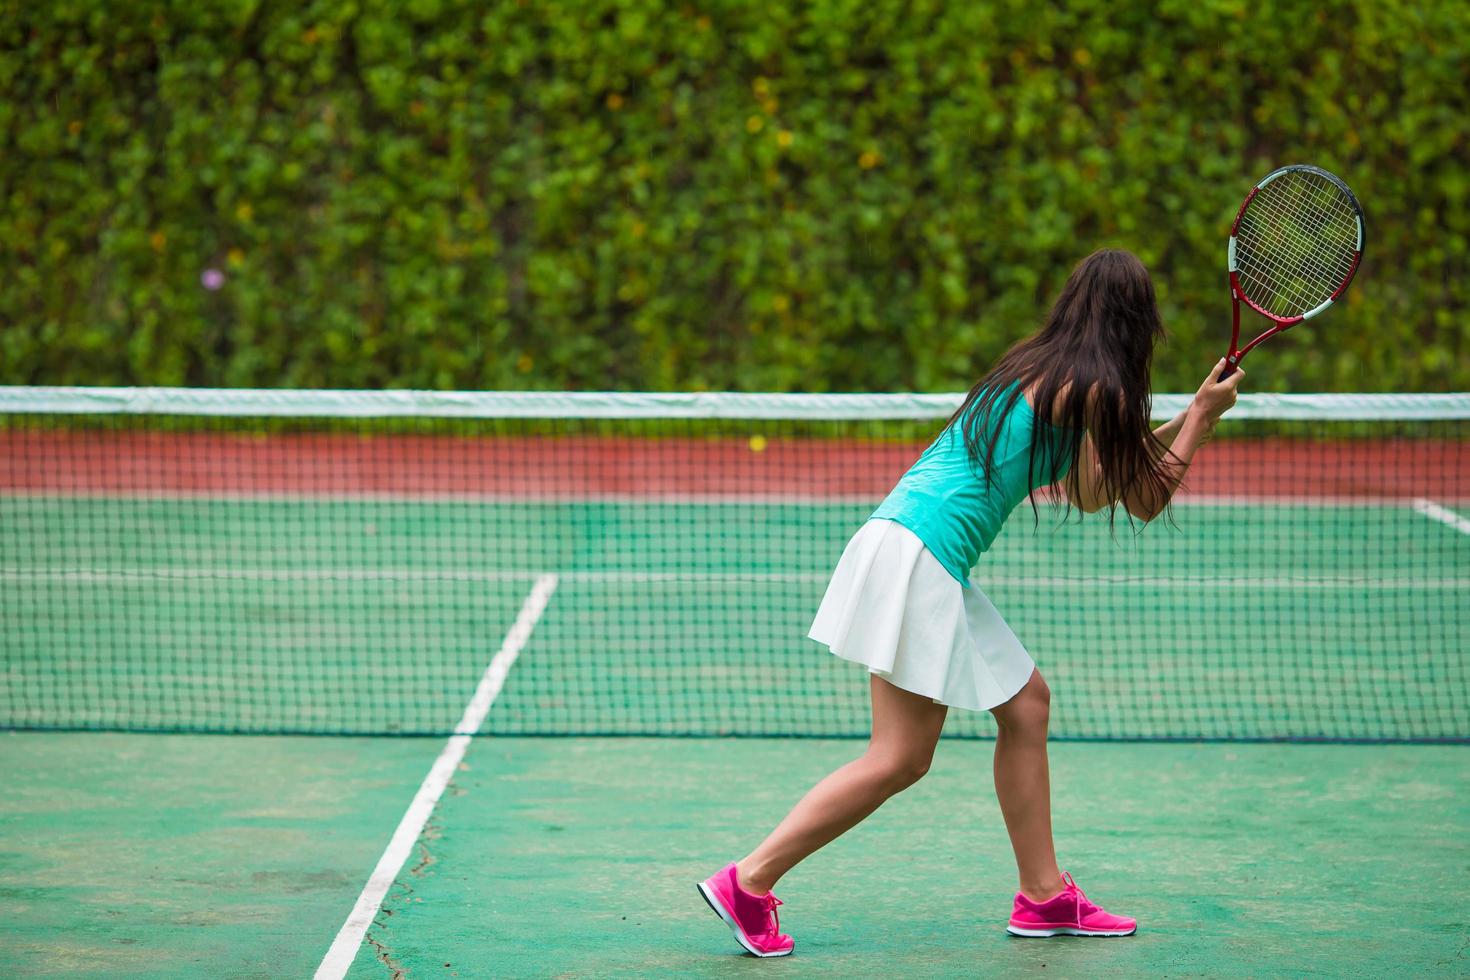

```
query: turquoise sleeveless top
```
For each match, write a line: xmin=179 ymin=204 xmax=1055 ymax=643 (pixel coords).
xmin=870 ymin=385 xmax=1073 ymax=586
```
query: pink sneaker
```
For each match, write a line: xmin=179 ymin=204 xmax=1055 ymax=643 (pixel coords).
xmin=1006 ymin=871 xmax=1137 ymax=937
xmin=696 ymin=862 xmax=795 ymax=957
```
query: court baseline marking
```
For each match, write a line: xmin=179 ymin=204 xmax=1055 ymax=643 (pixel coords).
xmin=1414 ymin=497 xmax=1470 ymax=536
xmin=313 ymin=573 xmax=559 ymax=980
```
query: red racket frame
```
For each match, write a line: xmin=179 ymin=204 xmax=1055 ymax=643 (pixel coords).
xmin=1221 ymin=165 xmax=1364 ymax=379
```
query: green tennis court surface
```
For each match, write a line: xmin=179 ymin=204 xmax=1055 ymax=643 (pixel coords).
xmin=3 ymin=733 xmax=1465 ymax=977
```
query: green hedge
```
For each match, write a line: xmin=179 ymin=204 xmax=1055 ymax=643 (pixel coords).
xmin=3 ymin=0 xmax=1466 ymax=392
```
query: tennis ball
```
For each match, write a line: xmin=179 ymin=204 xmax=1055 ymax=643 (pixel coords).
xmin=749 ymin=435 xmax=767 ymax=453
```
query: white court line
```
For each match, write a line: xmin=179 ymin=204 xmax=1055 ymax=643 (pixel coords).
xmin=971 ymin=575 xmax=1470 ymax=590
xmin=313 ymin=573 xmax=558 ymax=980
xmin=1413 ymin=498 xmax=1470 ymax=537
xmin=0 ymin=567 xmax=831 ymax=585
xmin=4 ymin=567 xmax=1468 ymax=590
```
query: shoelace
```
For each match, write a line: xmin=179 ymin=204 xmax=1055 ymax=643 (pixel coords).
xmin=761 ymin=894 xmax=784 ymax=937
xmin=1060 ymin=872 xmax=1099 ymax=926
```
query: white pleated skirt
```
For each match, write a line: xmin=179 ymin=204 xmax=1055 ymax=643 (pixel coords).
xmin=808 ymin=518 xmax=1036 ymax=713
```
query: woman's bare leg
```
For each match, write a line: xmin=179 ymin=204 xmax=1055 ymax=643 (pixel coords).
xmin=990 ymin=668 xmax=1064 ymax=901
xmin=735 ymin=674 xmax=948 ymax=894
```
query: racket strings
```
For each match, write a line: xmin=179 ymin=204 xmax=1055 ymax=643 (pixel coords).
xmin=1257 ymin=179 xmax=1359 ymax=269
xmin=1235 ymin=220 xmax=1333 ymax=312
xmin=1235 ymin=172 xmax=1359 ymax=316
xmin=1239 ymin=194 xmax=1356 ymax=301
xmin=1235 ymin=175 xmax=1358 ymax=316
xmin=1237 ymin=208 xmax=1355 ymax=313
xmin=1257 ymin=194 xmax=1357 ymax=272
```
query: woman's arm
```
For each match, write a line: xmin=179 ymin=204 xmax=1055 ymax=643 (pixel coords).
xmin=1064 ymin=431 xmax=1109 ymax=513
xmin=1065 ymin=360 xmax=1242 ymax=518
xmin=1150 ymin=407 xmax=1193 ymax=450
xmin=1120 ymin=359 xmax=1242 ymax=520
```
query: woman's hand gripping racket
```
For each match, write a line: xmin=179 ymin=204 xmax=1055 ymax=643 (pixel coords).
xmin=1222 ymin=164 xmax=1365 ymax=379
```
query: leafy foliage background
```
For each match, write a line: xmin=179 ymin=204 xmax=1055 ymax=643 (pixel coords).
xmin=3 ymin=0 xmax=1466 ymax=392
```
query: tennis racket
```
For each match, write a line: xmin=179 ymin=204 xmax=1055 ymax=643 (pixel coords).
xmin=1222 ymin=164 xmax=1364 ymax=378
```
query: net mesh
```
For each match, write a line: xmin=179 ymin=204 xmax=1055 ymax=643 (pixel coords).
xmin=3 ymin=388 xmax=1467 ymax=742
xmin=1233 ymin=168 xmax=1360 ymax=317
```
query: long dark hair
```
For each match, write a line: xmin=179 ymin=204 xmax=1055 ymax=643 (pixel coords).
xmin=946 ymin=248 xmax=1172 ymax=521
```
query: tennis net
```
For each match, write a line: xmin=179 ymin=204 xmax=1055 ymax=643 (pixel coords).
xmin=2 ymin=387 xmax=1467 ymax=742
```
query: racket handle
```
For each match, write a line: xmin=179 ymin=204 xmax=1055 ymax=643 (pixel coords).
xmin=1218 ymin=355 xmax=1240 ymax=381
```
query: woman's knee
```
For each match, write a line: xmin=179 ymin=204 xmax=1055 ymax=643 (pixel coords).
xmin=994 ymin=671 xmax=1050 ymax=734
xmin=864 ymin=747 xmax=934 ymax=793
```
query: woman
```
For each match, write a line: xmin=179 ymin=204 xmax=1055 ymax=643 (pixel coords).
xmin=697 ymin=249 xmax=1243 ymax=956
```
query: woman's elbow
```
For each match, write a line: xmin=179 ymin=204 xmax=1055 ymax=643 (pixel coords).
xmin=1065 ymin=489 xmax=1105 ymax=514
xmin=1126 ymin=500 xmax=1165 ymax=522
